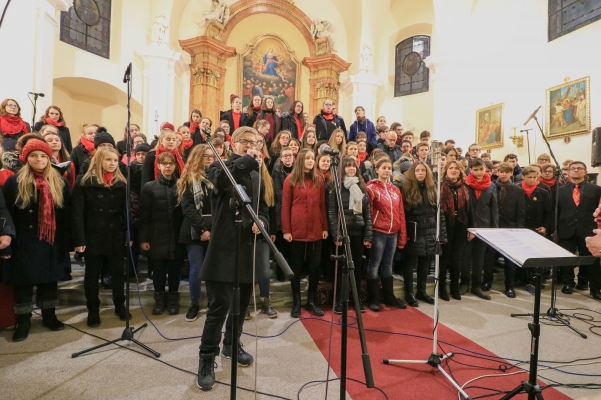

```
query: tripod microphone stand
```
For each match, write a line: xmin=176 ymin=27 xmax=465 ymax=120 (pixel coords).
xmin=510 ymin=107 xmax=587 ymax=339
xmin=205 ymin=137 xmax=293 ymax=400
xmin=382 ymin=141 xmax=473 ymax=400
xmin=328 ymin=154 xmax=374 ymax=398
xmin=72 ymin=63 xmax=160 ymax=359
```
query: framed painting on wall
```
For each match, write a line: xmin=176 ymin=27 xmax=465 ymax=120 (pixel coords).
xmin=545 ymin=76 xmax=590 ymax=140
xmin=238 ymin=34 xmax=300 ymax=113
xmin=475 ymin=103 xmax=504 ymax=150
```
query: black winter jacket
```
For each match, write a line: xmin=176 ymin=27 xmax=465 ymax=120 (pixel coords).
xmin=141 ymin=150 xmax=182 ymax=189
xmin=402 ymin=183 xmax=447 ymax=256
xmin=280 ymin=113 xmax=301 ymax=140
xmin=327 ymin=184 xmax=373 ymax=242
xmin=272 ymin=163 xmax=293 ymax=231
xmin=466 ymin=184 xmax=499 ymax=228
xmin=71 ymin=176 xmax=127 ymax=256
xmin=139 ymin=174 xmax=184 ymax=260
xmin=495 ymin=181 xmax=525 ymax=228
xmin=524 ymin=186 xmax=554 ymax=234
xmin=70 ymin=142 xmax=90 ymax=176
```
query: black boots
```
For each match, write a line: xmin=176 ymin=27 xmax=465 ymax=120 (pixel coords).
xmin=41 ymin=308 xmax=64 ymax=331
xmin=305 ymin=292 xmax=324 ymax=316
xmin=367 ymin=279 xmax=380 ymax=311
xmin=381 ymin=276 xmax=407 ymax=309
xmin=153 ymin=292 xmax=166 ymax=315
xmin=290 ymin=291 xmax=301 ymax=318
xmin=197 ymin=353 xmax=216 ymax=391
xmin=450 ymin=281 xmax=462 ymax=300
xmin=438 ymin=282 xmax=450 ymax=301
xmin=13 ymin=313 xmax=32 ymax=342
xmin=260 ymin=297 xmax=278 ymax=318
xmin=167 ymin=292 xmax=180 ymax=315
xmin=403 ymin=267 xmax=419 ymax=307
xmin=87 ymin=299 xmax=101 ymax=327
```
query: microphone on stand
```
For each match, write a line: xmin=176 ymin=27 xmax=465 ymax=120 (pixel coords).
xmin=319 ymin=143 xmax=340 ymax=156
xmin=123 ymin=63 xmax=132 ymax=83
xmin=28 ymin=92 xmax=44 ymax=97
xmin=431 ymin=140 xmax=441 ymax=166
xmin=523 ymin=106 xmax=542 ymax=126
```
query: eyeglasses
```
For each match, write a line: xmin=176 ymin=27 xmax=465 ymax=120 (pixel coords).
xmin=539 ymin=159 xmax=550 ymax=162
xmin=569 ymin=167 xmax=586 ymax=171
xmin=160 ymin=163 xmax=175 ymax=167
xmin=281 ymin=154 xmax=293 ymax=158
xmin=6 ymin=104 xmax=18 ymax=108
xmin=202 ymin=154 xmax=215 ymax=159
xmin=235 ymin=139 xmax=257 ymax=147
xmin=542 ymin=170 xmax=554 ymax=174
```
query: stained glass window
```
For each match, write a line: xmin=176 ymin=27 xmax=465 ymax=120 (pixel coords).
xmin=394 ymin=36 xmax=430 ymax=97
xmin=549 ymin=0 xmax=601 ymax=41
xmin=60 ymin=0 xmax=111 ymax=58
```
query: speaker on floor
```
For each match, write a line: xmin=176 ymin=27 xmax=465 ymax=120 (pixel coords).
xmin=592 ymin=127 xmax=601 ymax=167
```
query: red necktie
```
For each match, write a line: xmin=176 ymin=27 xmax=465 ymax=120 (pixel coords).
xmin=573 ymin=184 xmax=580 ymax=207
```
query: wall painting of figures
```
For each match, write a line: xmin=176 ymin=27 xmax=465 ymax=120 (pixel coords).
xmin=476 ymin=103 xmax=504 ymax=151
xmin=546 ymin=76 xmax=590 ymax=140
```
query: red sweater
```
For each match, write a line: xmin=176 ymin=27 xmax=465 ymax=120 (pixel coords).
xmin=281 ymin=175 xmax=328 ymax=242
xmin=0 ymin=169 xmax=14 ymax=188
xmin=366 ymin=179 xmax=407 ymax=247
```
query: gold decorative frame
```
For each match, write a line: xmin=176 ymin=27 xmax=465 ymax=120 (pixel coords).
xmin=545 ymin=76 xmax=590 ymax=140
xmin=475 ymin=102 xmax=504 ymax=150
xmin=238 ymin=34 xmax=301 ymax=110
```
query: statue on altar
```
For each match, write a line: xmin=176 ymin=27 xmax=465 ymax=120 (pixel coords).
xmin=200 ymin=0 xmax=230 ymax=26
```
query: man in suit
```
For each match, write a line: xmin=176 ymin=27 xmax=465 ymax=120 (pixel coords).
xmin=557 ymin=161 xmax=601 ymax=297
xmin=484 ymin=162 xmax=525 ymax=298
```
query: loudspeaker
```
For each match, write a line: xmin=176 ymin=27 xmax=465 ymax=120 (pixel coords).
xmin=592 ymin=127 xmax=601 ymax=167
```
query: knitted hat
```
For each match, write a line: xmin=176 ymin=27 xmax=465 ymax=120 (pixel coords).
xmin=22 ymin=139 xmax=52 ymax=161
xmin=94 ymin=127 xmax=116 ymax=149
xmin=160 ymin=122 xmax=175 ymax=131
xmin=135 ymin=143 xmax=151 ymax=153
xmin=230 ymin=94 xmax=240 ymax=104
xmin=399 ymin=160 xmax=413 ymax=174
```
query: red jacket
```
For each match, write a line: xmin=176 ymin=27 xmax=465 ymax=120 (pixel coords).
xmin=281 ymin=175 xmax=328 ymax=242
xmin=366 ymin=179 xmax=407 ymax=247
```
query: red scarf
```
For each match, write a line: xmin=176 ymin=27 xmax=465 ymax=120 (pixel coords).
xmin=232 ymin=111 xmax=241 ymax=130
xmin=253 ymin=106 xmax=261 ymax=112
xmin=189 ymin=121 xmax=200 ymax=133
xmin=154 ymin=145 xmax=185 ymax=179
xmin=0 ymin=115 xmax=29 ymax=136
xmin=441 ymin=179 xmax=469 ymax=226
xmin=45 ymin=117 xmax=64 ymax=127
xmin=294 ymin=116 xmax=303 ymax=140
xmin=521 ymin=181 xmax=537 ymax=198
xmin=357 ymin=116 xmax=366 ymax=121
xmin=183 ymin=138 xmax=194 ymax=150
xmin=103 ymin=171 xmax=114 ymax=186
xmin=465 ymin=173 xmax=491 ymax=200
xmin=80 ymin=137 xmax=95 ymax=154
xmin=539 ymin=177 xmax=556 ymax=187
xmin=321 ymin=110 xmax=334 ymax=121
xmin=356 ymin=151 xmax=368 ymax=165
xmin=33 ymin=170 xmax=56 ymax=244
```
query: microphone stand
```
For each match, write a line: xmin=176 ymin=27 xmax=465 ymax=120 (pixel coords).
xmin=204 ymin=138 xmax=293 ymax=400
xmin=383 ymin=142 xmax=474 ymax=400
xmin=72 ymin=64 xmax=162 ymax=358
xmin=510 ymin=109 xmax=586 ymax=339
xmin=30 ymin=93 xmax=40 ymax=129
xmin=328 ymin=154 xmax=374 ymax=398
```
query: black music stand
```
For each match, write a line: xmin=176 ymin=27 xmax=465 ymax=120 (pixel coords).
xmin=470 ymin=228 xmax=594 ymax=400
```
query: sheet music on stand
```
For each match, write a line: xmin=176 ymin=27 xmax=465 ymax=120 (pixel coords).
xmin=468 ymin=228 xmax=589 ymax=268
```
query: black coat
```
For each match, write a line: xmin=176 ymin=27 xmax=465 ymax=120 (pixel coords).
xmin=139 ymin=175 xmax=184 ymax=260
xmin=313 ymin=114 xmax=342 ymax=142
xmin=141 ymin=150 xmax=182 ymax=189
xmin=34 ymin=122 xmax=73 ymax=153
xmin=183 ymin=122 xmax=209 ymax=146
xmin=71 ymin=176 xmax=127 ymax=256
xmin=200 ymin=154 xmax=269 ymax=284
xmin=0 ymin=189 xmax=16 ymax=259
xmin=327 ymin=183 xmax=373 ymax=241
xmin=2 ymin=175 xmax=71 ymax=285
xmin=179 ymin=178 xmax=212 ymax=244
xmin=403 ymin=184 xmax=447 ymax=256
xmin=495 ymin=182 xmax=525 ymax=228
xmin=0 ymin=121 xmax=29 ymax=152
xmin=377 ymin=144 xmax=402 ymax=163
xmin=524 ymin=186 xmax=554 ymax=234
xmin=557 ymin=181 xmax=601 ymax=239
xmin=70 ymin=142 xmax=90 ymax=176
xmin=272 ymin=163 xmax=293 ymax=231
xmin=280 ymin=113 xmax=301 ymax=140
xmin=220 ymin=110 xmax=251 ymax=134
xmin=467 ymin=184 xmax=499 ymax=228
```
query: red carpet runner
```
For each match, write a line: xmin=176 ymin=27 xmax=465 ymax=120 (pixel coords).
xmin=301 ymin=306 xmax=571 ymax=400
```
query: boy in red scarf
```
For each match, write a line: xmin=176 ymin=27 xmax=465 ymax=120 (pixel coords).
xmin=462 ymin=158 xmax=498 ymax=300
xmin=520 ymin=166 xmax=554 ymax=293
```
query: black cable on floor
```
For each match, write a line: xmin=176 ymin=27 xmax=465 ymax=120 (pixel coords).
xmin=296 ymin=377 xmax=388 ymax=400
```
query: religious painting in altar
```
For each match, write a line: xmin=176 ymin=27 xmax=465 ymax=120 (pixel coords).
xmin=238 ymin=34 xmax=300 ymax=112
xmin=545 ymin=76 xmax=590 ymax=140
xmin=475 ymin=103 xmax=504 ymax=150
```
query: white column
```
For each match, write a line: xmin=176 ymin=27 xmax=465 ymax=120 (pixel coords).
xmin=0 ymin=0 xmax=71 ymax=124
xmin=341 ymin=71 xmax=381 ymax=121
xmin=135 ymin=45 xmax=184 ymax=137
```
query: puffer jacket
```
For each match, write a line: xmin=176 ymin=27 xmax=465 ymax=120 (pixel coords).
xmin=402 ymin=183 xmax=447 ymax=256
xmin=327 ymin=183 xmax=373 ymax=242
xmin=366 ymin=179 xmax=407 ymax=247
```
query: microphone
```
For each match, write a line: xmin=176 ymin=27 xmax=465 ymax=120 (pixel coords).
xmin=319 ymin=143 xmax=340 ymax=156
xmin=123 ymin=62 xmax=132 ymax=83
xmin=28 ymin=92 xmax=44 ymax=97
xmin=523 ymin=106 xmax=541 ymax=126
xmin=520 ymin=129 xmax=532 ymax=133
xmin=431 ymin=140 xmax=440 ymax=166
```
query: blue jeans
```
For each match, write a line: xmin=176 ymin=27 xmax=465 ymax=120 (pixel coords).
xmin=367 ymin=231 xmax=398 ymax=280
xmin=187 ymin=243 xmax=206 ymax=306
